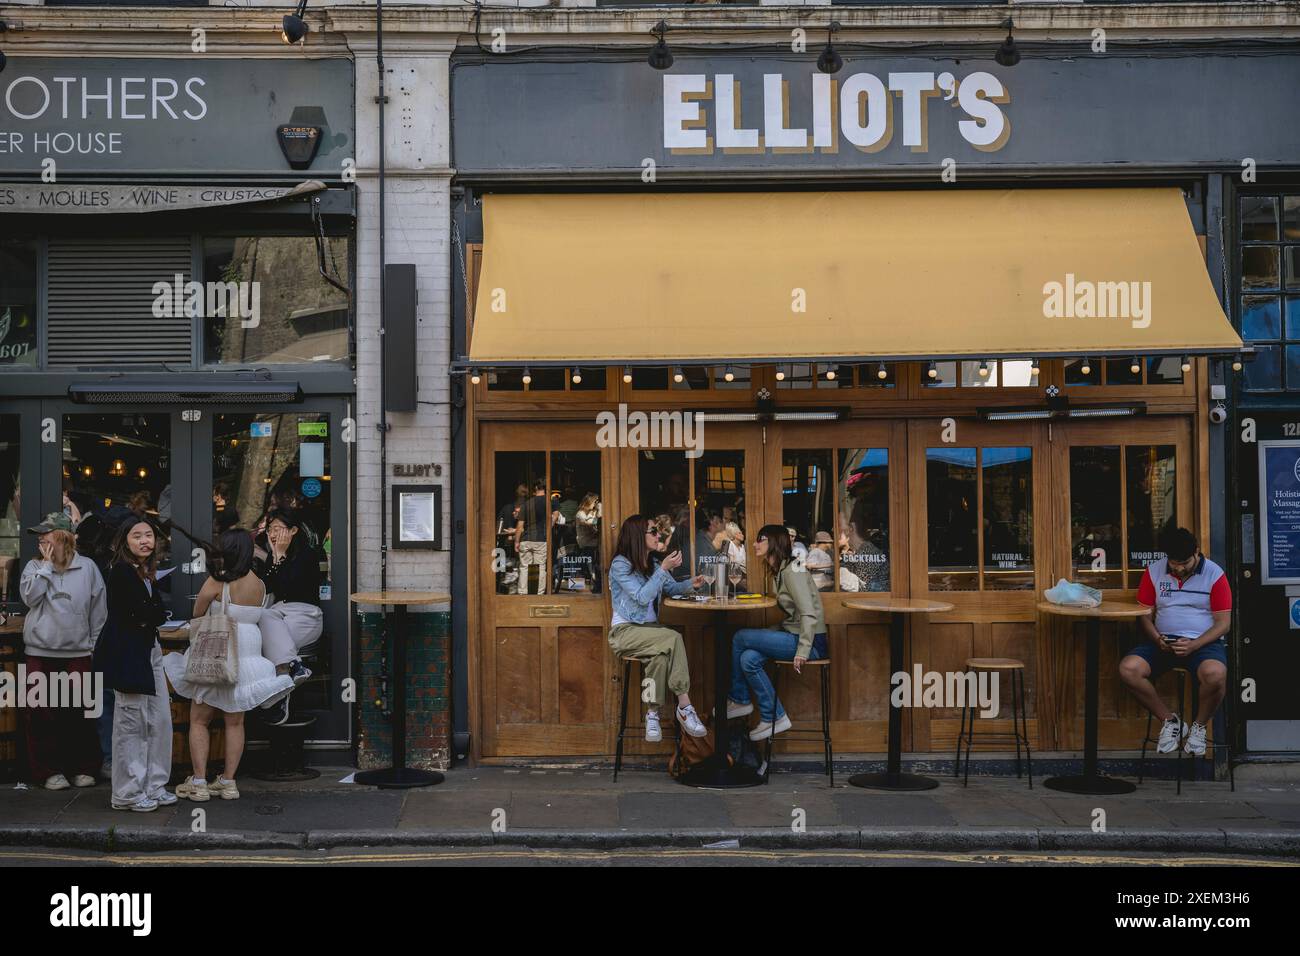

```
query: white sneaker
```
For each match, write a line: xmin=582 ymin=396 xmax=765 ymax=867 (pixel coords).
xmin=644 ymin=711 xmax=663 ymax=743
xmin=112 ymin=798 xmax=158 ymax=813
xmin=44 ymin=774 xmax=70 ymax=791
xmin=71 ymin=774 xmax=96 ymax=788
xmin=749 ymin=714 xmax=793 ymax=741
xmin=676 ymin=705 xmax=708 ymax=738
xmin=1157 ymin=714 xmax=1185 ymax=754
xmin=727 ymin=698 xmax=753 ymax=719
xmin=152 ymin=790 xmax=178 ymax=806
xmin=1184 ymin=722 xmax=1208 ymax=755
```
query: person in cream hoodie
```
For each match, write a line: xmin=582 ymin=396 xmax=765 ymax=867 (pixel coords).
xmin=19 ymin=513 xmax=108 ymax=791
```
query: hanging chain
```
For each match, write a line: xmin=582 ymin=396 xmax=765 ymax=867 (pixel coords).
xmin=452 ymin=217 xmax=469 ymax=295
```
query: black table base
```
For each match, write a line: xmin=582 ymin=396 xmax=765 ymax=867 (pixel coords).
xmin=1042 ymin=773 xmax=1135 ymax=795
xmin=848 ymin=611 xmax=939 ymax=792
xmin=357 ymin=603 xmax=444 ymax=790
xmin=849 ymin=770 xmax=940 ymax=792
xmin=678 ymin=605 xmax=764 ymax=790
xmin=355 ymin=767 xmax=446 ymax=789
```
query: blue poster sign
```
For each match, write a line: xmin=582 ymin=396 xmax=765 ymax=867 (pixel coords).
xmin=1259 ymin=441 xmax=1300 ymax=584
xmin=301 ymin=478 xmax=322 ymax=499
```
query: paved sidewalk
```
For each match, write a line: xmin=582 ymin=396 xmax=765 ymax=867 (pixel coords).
xmin=2 ymin=766 xmax=1298 ymax=855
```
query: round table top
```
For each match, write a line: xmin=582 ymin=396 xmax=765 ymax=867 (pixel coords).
xmin=1036 ymin=600 xmax=1151 ymax=619
xmin=664 ymin=595 xmax=777 ymax=611
xmin=842 ymin=596 xmax=955 ymax=614
xmin=350 ymin=590 xmax=451 ymax=606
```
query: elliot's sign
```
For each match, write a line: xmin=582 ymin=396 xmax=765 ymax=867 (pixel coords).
xmin=663 ymin=71 xmax=1008 ymax=154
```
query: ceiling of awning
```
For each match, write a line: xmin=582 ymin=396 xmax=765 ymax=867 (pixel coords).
xmin=467 ymin=188 xmax=1242 ymax=366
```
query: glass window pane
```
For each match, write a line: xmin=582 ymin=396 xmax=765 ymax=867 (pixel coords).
xmin=1065 ymin=358 xmax=1099 ymax=386
xmin=960 ymin=361 xmax=998 ymax=387
xmin=1285 ymin=248 xmax=1300 ymax=291
xmin=923 ymin=361 xmax=957 ymax=388
xmin=495 ymin=451 xmax=546 ymax=595
xmin=855 ymin=363 xmax=896 ymax=388
xmin=570 ymin=367 xmax=606 ymax=391
xmin=715 ymin=366 xmax=750 ymax=390
xmin=1244 ymin=344 xmax=1281 ymax=392
xmin=1286 ymin=297 xmax=1300 ymax=340
xmin=1000 ymin=360 xmax=1040 ymax=388
xmin=0 ymin=238 xmax=38 ymax=367
xmin=637 ymin=450 xmax=691 ymax=581
xmin=693 ymin=451 xmax=746 ymax=588
xmin=926 ymin=447 xmax=978 ymax=591
xmin=1105 ymin=358 xmax=1142 ymax=385
xmin=1069 ymin=446 xmax=1123 ymax=589
xmin=782 ymin=449 xmax=834 ymax=591
xmin=1242 ymin=295 xmax=1282 ymax=341
xmin=982 ymin=447 xmax=1033 ymax=590
xmin=1147 ymin=356 xmax=1185 ymax=385
xmin=203 ymin=236 xmax=350 ymax=364
xmin=1241 ymin=196 xmax=1279 ymax=241
xmin=1284 ymin=196 xmax=1300 ymax=240
xmin=776 ymin=363 xmax=815 ymax=390
xmin=488 ymin=369 xmax=524 ymax=391
xmin=632 ymin=367 xmax=669 ymax=390
xmin=1286 ymin=346 xmax=1300 ymax=391
xmin=1242 ymin=246 xmax=1280 ymax=291
xmin=816 ymin=364 xmax=853 ymax=388
xmin=1126 ymin=445 xmax=1177 ymax=589
xmin=838 ymin=448 xmax=890 ymax=592
xmin=550 ymin=452 xmax=601 ymax=595
xmin=0 ymin=416 xmax=20 ymax=603
xmin=670 ymin=366 xmax=710 ymax=391
xmin=527 ymin=367 xmax=565 ymax=391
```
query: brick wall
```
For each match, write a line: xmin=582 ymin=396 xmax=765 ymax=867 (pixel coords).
xmin=356 ymin=611 xmax=451 ymax=770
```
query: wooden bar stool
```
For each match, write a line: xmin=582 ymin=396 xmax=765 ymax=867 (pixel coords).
xmin=764 ymin=658 xmax=834 ymax=787
xmin=613 ymin=656 xmax=680 ymax=781
xmin=1137 ymin=665 xmax=1235 ymax=794
xmin=955 ymin=658 xmax=1031 ymax=788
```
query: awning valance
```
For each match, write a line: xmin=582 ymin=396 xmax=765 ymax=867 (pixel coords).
xmin=0 ymin=180 xmax=325 ymax=214
xmin=466 ymin=188 xmax=1242 ymax=366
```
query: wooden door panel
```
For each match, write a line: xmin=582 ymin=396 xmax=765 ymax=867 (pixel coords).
xmin=495 ymin=627 xmax=542 ymax=725
xmin=558 ymin=626 xmax=606 ymax=725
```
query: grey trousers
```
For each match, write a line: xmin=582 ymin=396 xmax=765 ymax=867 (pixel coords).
xmin=260 ymin=601 xmax=325 ymax=667
xmin=111 ymin=644 xmax=173 ymax=806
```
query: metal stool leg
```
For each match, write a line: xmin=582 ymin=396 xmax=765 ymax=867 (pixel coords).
xmin=1020 ymin=670 xmax=1033 ymax=788
xmin=1010 ymin=671 xmax=1022 ymax=780
xmin=1139 ymin=710 xmax=1152 ymax=784
xmin=614 ymin=658 xmax=632 ymax=782
xmin=1175 ymin=672 xmax=1187 ymax=795
xmin=955 ymin=672 xmax=968 ymax=778
xmin=820 ymin=664 xmax=833 ymax=787
xmin=962 ymin=695 xmax=975 ymax=787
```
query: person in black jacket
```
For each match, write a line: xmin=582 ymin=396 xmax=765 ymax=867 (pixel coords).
xmin=99 ymin=516 xmax=174 ymax=812
xmin=256 ymin=510 xmax=323 ymax=715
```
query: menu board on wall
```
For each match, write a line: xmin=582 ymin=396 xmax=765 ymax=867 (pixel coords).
xmin=1259 ymin=441 xmax=1300 ymax=584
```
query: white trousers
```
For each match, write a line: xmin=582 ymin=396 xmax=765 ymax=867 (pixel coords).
xmin=111 ymin=645 xmax=173 ymax=806
xmin=260 ymin=601 xmax=325 ymax=667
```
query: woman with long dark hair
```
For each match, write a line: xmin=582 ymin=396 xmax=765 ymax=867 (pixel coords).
xmin=607 ymin=515 xmax=709 ymax=742
xmin=256 ymin=509 xmax=323 ymax=698
xmin=99 ymin=515 xmax=174 ymax=811
xmin=727 ymin=525 xmax=828 ymax=741
xmin=163 ymin=527 xmax=294 ymax=802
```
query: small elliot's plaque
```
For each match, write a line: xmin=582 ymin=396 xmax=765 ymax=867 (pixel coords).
xmin=276 ymin=125 xmax=322 ymax=170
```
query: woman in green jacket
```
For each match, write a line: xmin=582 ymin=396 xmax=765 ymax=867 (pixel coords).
xmin=727 ymin=525 xmax=828 ymax=740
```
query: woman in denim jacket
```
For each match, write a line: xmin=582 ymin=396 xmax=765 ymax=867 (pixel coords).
xmin=607 ymin=515 xmax=709 ymax=742
xmin=727 ymin=525 xmax=828 ymax=741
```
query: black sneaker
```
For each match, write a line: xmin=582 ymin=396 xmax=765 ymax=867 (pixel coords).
xmin=287 ymin=659 xmax=312 ymax=687
xmin=263 ymin=697 xmax=291 ymax=726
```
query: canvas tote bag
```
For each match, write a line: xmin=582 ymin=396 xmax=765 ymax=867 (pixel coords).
xmin=184 ymin=582 xmax=240 ymax=685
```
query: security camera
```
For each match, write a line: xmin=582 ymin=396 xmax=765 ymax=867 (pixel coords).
xmin=1209 ymin=403 xmax=1227 ymax=425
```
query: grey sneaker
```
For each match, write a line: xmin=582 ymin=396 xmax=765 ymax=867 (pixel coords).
xmin=44 ymin=774 xmax=70 ymax=791
xmin=726 ymin=698 xmax=753 ymax=719
xmin=71 ymin=774 xmax=96 ymax=788
xmin=749 ymin=714 xmax=793 ymax=741
xmin=1157 ymin=714 xmax=1185 ymax=754
xmin=1184 ymin=722 xmax=1208 ymax=756
xmin=152 ymin=790 xmax=178 ymax=806
xmin=113 ymin=798 xmax=159 ymax=812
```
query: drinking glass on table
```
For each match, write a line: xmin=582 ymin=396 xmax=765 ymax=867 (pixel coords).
xmin=727 ymin=560 xmax=743 ymax=598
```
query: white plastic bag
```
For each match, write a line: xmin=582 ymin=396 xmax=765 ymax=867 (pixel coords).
xmin=1043 ymin=578 xmax=1103 ymax=608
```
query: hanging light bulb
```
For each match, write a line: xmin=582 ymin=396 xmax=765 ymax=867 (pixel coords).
xmin=978 ymin=359 xmax=990 ymax=378
xmin=926 ymin=361 xmax=938 ymax=379
xmin=876 ymin=362 xmax=888 ymax=380
xmin=622 ymin=367 xmax=633 ymax=384
xmin=469 ymin=368 xmax=482 ymax=385
xmin=723 ymin=365 xmax=735 ymax=383
xmin=775 ymin=365 xmax=786 ymax=382
xmin=1029 ymin=358 xmax=1041 ymax=377
xmin=522 ymin=367 xmax=532 ymax=386
xmin=1080 ymin=357 xmax=1092 ymax=376
xmin=1180 ymin=354 xmax=1192 ymax=373
xmin=571 ymin=368 xmax=583 ymax=385
xmin=825 ymin=367 xmax=836 ymax=381
xmin=1232 ymin=357 xmax=1244 ymax=372
xmin=1130 ymin=356 xmax=1142 ymax=375
xmin=673 ymin=366 xmax=684 ymax=384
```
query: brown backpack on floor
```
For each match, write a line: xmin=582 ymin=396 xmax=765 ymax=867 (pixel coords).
xmin=667 ymin=714 xmax=732 ymax=779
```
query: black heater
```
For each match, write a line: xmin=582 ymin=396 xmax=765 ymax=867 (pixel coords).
xmin=383 ymin=264 xmax=418 ymax=412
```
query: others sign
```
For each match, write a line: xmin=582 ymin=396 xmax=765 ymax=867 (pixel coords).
xmin=0 ymin=58 xmax=354 ymax=176
xmin=1259 ymin=441 xmax=1300 ymax=585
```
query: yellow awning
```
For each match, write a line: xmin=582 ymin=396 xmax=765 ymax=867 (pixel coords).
xmin=468 ymin=188 xmax=1241 ymax=365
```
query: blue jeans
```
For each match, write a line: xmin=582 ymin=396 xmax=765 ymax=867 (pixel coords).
xmin=729 ymin=628 xmax=824 ymax=722
xmin=97 ymin=688 xmax=115 ymax=762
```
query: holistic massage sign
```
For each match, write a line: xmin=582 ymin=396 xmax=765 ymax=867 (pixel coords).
xmin=662 ymin=71 xmax=1009 ymax=154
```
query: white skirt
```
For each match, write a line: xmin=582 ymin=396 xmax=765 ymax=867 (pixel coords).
xmin=163 ymin=621 xmax=295 ymax=713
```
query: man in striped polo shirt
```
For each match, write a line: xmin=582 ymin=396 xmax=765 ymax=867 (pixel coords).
xmin=1119 ymin=527 xmax=1231 ymax=756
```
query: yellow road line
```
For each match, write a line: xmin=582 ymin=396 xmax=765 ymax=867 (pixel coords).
xmin=0 ymin=848 xmax=1294 ymax=867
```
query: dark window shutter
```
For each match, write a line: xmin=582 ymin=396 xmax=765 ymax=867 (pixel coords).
xmin=47 ymin=237 xmax=192 ymax=366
